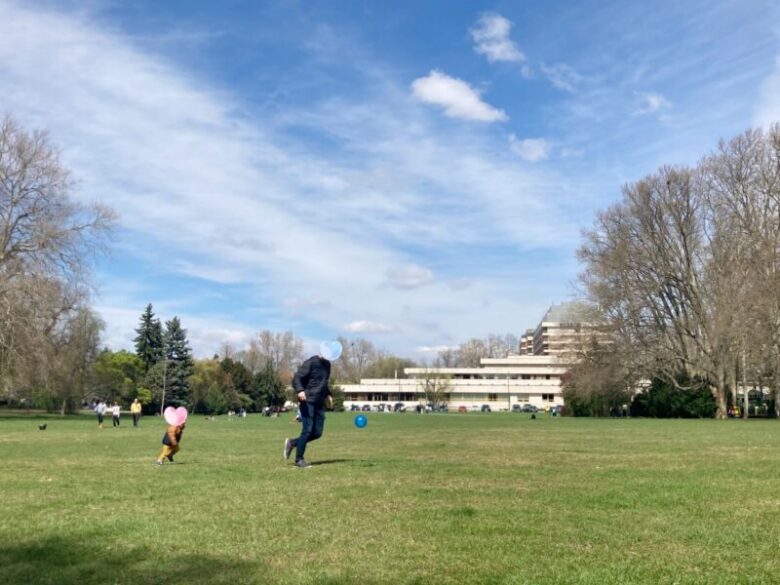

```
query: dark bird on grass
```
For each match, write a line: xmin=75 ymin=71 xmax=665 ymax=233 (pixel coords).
xmin=38 ymin=424 xmax=47 ymax=430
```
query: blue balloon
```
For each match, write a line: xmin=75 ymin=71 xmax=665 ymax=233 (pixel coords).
xmin=354 ymin=414 xmax=367 ymax=428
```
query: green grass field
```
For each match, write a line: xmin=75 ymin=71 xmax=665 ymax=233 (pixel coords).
xmin=1 ymin=411 xmax=779 ymax=585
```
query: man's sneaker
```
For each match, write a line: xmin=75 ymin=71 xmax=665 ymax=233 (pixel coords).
xmin=156 ymin=460 xmax=163 ymax=465
xmin=294 ymin=459 xmax=311 ymax=469
xmin=284 ymin=438 xmax=294 ymax=460
xmin=167 ymin=455 xmax=175 ymax=463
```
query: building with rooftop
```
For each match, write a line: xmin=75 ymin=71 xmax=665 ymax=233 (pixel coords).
xmin=342 ymin=301 xmax=605 ymax=412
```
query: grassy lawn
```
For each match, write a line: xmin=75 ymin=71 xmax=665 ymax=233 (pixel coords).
xmin=1 ymin=411 xmax=779 ymax=585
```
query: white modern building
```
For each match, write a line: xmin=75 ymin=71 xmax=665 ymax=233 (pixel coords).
xmin=342 ymin=301 xmax=607 ymax=412
xmin=342 ymin=354 xmax=571 ymax=412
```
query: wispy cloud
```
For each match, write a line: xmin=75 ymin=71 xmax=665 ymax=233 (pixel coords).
xmin=344 ymin=320 xmax=396 ymax=334
xmin=540 ymin=63 xmax=582 ymax=93
xmin=470 ymin=13 xmax=525 ymax=63
xmin=411 ymin=70 xmax=508 ymax=122
xmin=385 ymin=263 xmax=435 ymax=289
xmin=509 ymin=135 xmax=551 ymax=162
xmin=633 ymin=91 xmax=672 ymax=117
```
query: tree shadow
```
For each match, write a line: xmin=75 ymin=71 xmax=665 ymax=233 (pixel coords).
xmin=0 ymin=535 xmax=267 ymax=585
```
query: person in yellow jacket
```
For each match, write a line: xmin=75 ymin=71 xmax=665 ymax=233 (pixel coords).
xmin=157 ymin=421 xmax=185 ymax=465
xmin=130 ymin=398 xmax=142 ymax=428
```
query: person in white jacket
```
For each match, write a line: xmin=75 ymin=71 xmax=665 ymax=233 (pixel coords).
xmin=94 ymin=400 xmax=107 ymax=429
xmin=111 ymin=401 xmax=121 ymax=428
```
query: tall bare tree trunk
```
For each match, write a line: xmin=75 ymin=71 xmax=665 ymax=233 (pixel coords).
xmin=774 ymin=353 xmax=780 ymax=418
xmin=742 ymin=350 xmax=749 ymax=419
xmin=728 ymin=359 xmax=737 ymax=415
xmin=713 ymin=366 xmax=727 ymax=419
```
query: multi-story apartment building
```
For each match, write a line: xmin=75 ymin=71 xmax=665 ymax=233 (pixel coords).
xmin=530 ymin=301 xmax=601 ymax=356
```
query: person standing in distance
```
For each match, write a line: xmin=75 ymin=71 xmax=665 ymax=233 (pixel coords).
xmin=111 ymin=401 xmax=121 ymax=428
xmin=130 ymin=398 xmax=142 ymax=428
xmin=94 ymin=399 xmax=107 ymax=429
xmin=284 ymin=341 xmax=341 ymax=468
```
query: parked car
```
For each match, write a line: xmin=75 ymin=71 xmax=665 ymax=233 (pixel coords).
xmin=458 ymin=405 xmax=468 ymax=413
xmin=393 ymin=402 xmax=406 ymax=413
xmin=361 ymin=404 xmax=371 ymax=412
xmin=522 ymin=404 xmax=538 ymax=413
xmin=480 ymin=404 xmax=491 ymax=412
xmin=549 ymin=405 xmax=562 ymax=416
xmin=511 ymin=404 xmax=522 ymax=413
xmin=349 ymin=404 xmax=360 ymax=412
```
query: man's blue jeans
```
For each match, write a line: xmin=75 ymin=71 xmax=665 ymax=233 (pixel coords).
xmin=293 ymin=402 xmax=325 ymax=461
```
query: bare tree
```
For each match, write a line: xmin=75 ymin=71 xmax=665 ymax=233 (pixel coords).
xmin=579 ymin=125 xmax=780 ymax=418
xmin=456 ymin=339 xmax=488 ymax=367
xmin=241 ymin=330 xmax=303 ymax=385
xmin=417 ymin=369 xmax=452 ymax=409
xmin=0 ymin=115 xmax=114 ymax=407
xmin=434 ymin=348 xmax=459 ymax=367
xmin=329 ymin=336 xmax=377 ymax=384
xmin=579 ymin=166 xmax=734 ymax=417
xmin=0 ymin=115 xmax=114 ymax=283
xmin=703 ymin=126 xmax=780 ymax=415
xmin=435 ymin=333 xmax=519 ymax=368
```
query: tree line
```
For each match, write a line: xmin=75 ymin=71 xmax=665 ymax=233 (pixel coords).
xmin=567 ymin=125 xmax=780 ymax=419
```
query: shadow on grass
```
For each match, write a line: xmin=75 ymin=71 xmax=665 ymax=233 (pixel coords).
xmin=310 ymin=458 xmax=353 ymax=466
xmin=0 ymin=535 xmax=265 ymax=585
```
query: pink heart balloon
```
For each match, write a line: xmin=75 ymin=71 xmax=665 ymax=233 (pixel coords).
xmin=163 ymin=406 xmax=178 ymax=425
xmin=175 ymin=406 xmax=188 ymax=425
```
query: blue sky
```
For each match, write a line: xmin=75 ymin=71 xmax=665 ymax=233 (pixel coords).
xmin=1 ymin=0 xmax=778 ymax=358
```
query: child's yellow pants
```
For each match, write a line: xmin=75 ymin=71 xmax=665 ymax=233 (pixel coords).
xmin=158 ymin=444 xmax=179 ymax=462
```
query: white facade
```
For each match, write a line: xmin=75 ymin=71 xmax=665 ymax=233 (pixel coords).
xmin=341 ymin=301 xmax=606 ymax=412
xmin=342 ymin=355 xmax=570 ymax=412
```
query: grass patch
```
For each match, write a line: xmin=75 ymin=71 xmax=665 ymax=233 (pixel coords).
xmin=1 ymin=412 xmax=779 ymax=584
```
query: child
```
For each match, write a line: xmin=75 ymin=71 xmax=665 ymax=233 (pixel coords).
xmin=111 ymin=401 xmax=121 ymax=427
xmin=156 ymin=421 xmax=186 ymax=465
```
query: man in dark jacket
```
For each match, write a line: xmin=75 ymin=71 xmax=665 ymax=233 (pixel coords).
xmin=284 ymin=350 xmax=334 ymax=468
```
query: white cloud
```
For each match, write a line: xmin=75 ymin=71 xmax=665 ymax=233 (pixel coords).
xmin=540 ymin=63 xmax=581 ymax=92
xmin=385 ymin=263 xmax=435 ymax=289
xmin=172 ymin=260 xmax=243 ymax=284
xmin=344 ymin=320 xmax=396 ymax=334
xmin=0 ymin=2 xmax=580 ymax=358
xmin=416 ymin=345 xmax=455 ymax=354
xmin=411 ymin=70 xmax=508 ymax=122
xmin=633 ymin=91 xmax=672 ymax=116
xmin=470 ymin=13 xmax=525 ymax=63
xmin=509 ymin=135 xmax=551 ymax=162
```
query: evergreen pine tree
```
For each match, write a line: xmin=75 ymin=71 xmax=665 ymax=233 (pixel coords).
xmin=134 ymin=304 xmax=164 ymax=372
xmin=162 ymin=316 xmax=194 ymax=408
